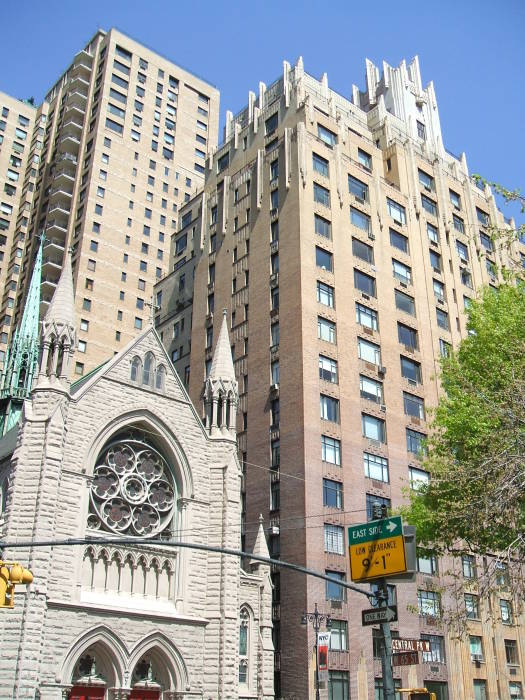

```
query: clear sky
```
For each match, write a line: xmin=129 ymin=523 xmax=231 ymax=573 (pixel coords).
xmin=2 ymin=0 xmax=524 ymax=222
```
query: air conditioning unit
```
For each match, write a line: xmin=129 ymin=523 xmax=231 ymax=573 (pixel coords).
xmin=437 ymin=298 xmax=444 ymax=305
xmin=370 ymin=265 xmax=376 ymax=272
xmin=368 ymin=233 xmax=376 ymax=241
xmin=400 ymin=281 xmax=408 ymax=288
xmin=270 ymin=383 xmax=280 ymax=392
xmin=380 ymin=404 xmax=386 ymax=412
xmin=331 ymin=599 xmax=343 ymax=609
xmin=355 ymin=195 xmax=365 ymax=204
xmin=362 ymin=292 xmax=370 ymax=300
xmin=408 ymin=378 xmax=417 ymax=386
xmin=378 ymin=366 xmax=386 ymax=376
xmin=460 ymin=257 xmax=468 ymax=266
xmin=269 ymin=526 xmax=280 ymax=535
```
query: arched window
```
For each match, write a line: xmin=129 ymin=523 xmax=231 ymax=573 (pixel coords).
xmin=130 ymin=356 xmax=141 ymax=382
xmin=155 ymin=364 xmax=166 ymax=391
xmin=239 ymin=607 xmax=250 ymax=685
xmin=143 ymin=352 xmax=155 ymax=387
xmin=87 ymin=429 xmax=176 ymax=538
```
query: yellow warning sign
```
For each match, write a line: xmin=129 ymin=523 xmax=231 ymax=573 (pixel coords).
xmin=349 ymin=534 xmax=407 ymax=582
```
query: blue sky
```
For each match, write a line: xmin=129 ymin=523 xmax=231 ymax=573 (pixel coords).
xmin=2 ymin=0 xmax=524 ymax=222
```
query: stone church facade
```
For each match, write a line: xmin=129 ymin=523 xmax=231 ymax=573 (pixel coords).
xmin=0 ymin=253 xmax=274 ymax=699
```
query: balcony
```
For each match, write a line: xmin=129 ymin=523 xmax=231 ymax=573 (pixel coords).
xmin=53 ymin=168 xmax=76 ymax=185
xmin=63 ymin=101 xmax=85 ymax=119
xmin=66 ymin=90 xmax=88 ymax=111
xmin=44 ymin=237 xmax=65 ymax=253
xmin=69 ymin=73 xmax=90 ymax=92
xmin=58 ymin=133 xmax=81 ymax=155
xmin=57 ymin=152 xmax=78 ymax=167
xmin=41 ymin=276 xmax=58 ymax=293
xmin=49 ymin=186 xmax=73 ymax=204
xmin=48 ymin=203 xmax=71 ymax=218
xmin=42 ymin=255 xmax=63 ymax=273
xmin=46 ymin=219 xmax=68 ymax=237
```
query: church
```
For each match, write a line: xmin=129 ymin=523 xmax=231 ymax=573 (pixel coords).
xmin=0 ymin=242 xmax=274 ymax=699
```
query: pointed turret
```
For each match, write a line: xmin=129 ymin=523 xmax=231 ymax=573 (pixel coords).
xmin=37 ymin=248 xmax=77 ymax=388
xmin=0 ymin=236 xmax=44 ymax=434
xmin=203 ymin=310 xmax=238 ymax=438
xmin=250 ymin=514 xmax=271 ymax=570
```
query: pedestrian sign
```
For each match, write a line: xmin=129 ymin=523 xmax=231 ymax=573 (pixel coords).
xmin=348 ymin=516 xmax=407 ymax=582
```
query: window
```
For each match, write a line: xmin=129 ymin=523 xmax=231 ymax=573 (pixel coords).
xmin=407 ymin=464 xmax=430 ymax=491
xmin=317 ymin=280 xmax=334 ymax=309
xmin=319 ymin=355 xmax=338 ymax=383
xmin=427 ymin=222 xmax=439 ymax=245
xmin=386 ymin=198 xmax=406 ymax=225
xmin=406 ymin=429 xmax=426 ymax=456
xmin=323 ymin=479 xmax=343 ymax=509
xmin=433 ymin=279 xmax=445 ymax=300
xmin=395 ymin=290 xmax=415 ymax=316
xmin=439 ymin=339 xmax=451 ymax=358
xmin=75 ymin=363 xmax=84 ymax=376
xmin=398 ymin=323 xmax=418 ymax=350
xmin=270 ymin=189 xmax=279 ymax=211
xmin=313 ymin=152 xmax=329 ymax=177
xmin=450 ymin=189 xmax=461 ymax=209
xmin=453 ymin=214 xmax=465 ymax=234
xmin=315 ymin=214 xmax=331 ymax=239
xmin=318 ymin=316 xmax=336 ymax=344
xmin=462 ymin=555 xmax=477 ymax=579
xmin=316 ymin=246 xmax=333 ymax=271
xmin=456 ymin=240 xmax=469 ymax=262
xmin=418 ymin=589 xmax=441 ymax=617
xmin=366 ymin=494 xmax=391 ymax=521
xmin=416 ymin=120 xmax=426 ymax=140
xmin=271 ymin=322 xmax=280 ymax=346
xmin=364 ymin=452 xmax=388 ymax=482
xmin=358 ymin=337 xmax=381 ymax=365
xmin=90 ymin=240 xmax=98 ymax=253
xmin=392 ymin=259 xmax=411 ymax=284
xmin=105 ymin=117 xmax=123 ymax=134
xmin=480 ymin=231 xmax=493 ymax=251
xmin=417 ymin=551 xmax=438 ymax=575
xmin=510 ymin=682 xmax=523 ymax=699
xmin=217 ymin=152 xmax=229 ymax=173
xmin=352 ymin=238 xmax=374 ymax=264
xmin=324 ymin=524 xmax=344 ymax=554
xmin=360 ymin=375 xmax=383 ymax=403
xmin=320 ymin=394 xmax=339 ymax=422
xmin=418 ymin=169 xmax=434 ymax=191
xmin=354 ymin=269 xmax=376 ymax=297
xmin=314 ymin=182 xmax=330 ymax=207
xmin=421 ymin=635 xmax=445 ymax=663
xmin=78 ymin=340 xmax=87 ymax=353
xmin=505 ymin=639 xmax=519 ymax=665
xmin=326 ymin=570 xmax=345 ymax=601
xmin=329 ymin=620 xmax=348 ymax=651
xmin=271 ymin=287 xmax=279 ymax=310
xmin=500 ymin=599 xmax=513 ymax=624
xmin=270 ymin=159 xmax=279 ymax=181
xmin=429 ymin=249 xmax=442 ymax=272
xmin=401 ymin=356 xmax=422 ymax=384
xmin=348 ymin=174 xmax=369 ymax=201
xmin=403 ymin=392 xmax=425 ymax=420
xmin=436 ymin=308 xmax=449 ymax=330
xmin=421 ymin=194 xmax=438 ymax=216
xmin=322 ymin=435 xmax=341 ymax=465
xmin=265 ymin=112 xmax=278 ymax=135
xmin=318 ymin=124 xmax=337 ymax=147
xmin=358 ymin=149 xmax=372 ymax=170
xmin=390 ymin=228 xmax=408 ymax=253
xmin=476 ymin=207 xmax=489 ymax=226
xmin=350 ymin=206 xmax=371 ymax=233
xmin=80 ymin=319 xmax=89 ymax=332
xmin=97 ymin=186 xmax=105 ymax=198
xmin=465 ymin=593 xmax=480 ymax=619
xmin=469 ymin=636 xmax=483 ymax=662
xmin=362 ymin=414 xmax=386 ymax=443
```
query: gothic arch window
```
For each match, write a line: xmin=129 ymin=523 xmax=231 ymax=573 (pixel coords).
xmin=142 ymin=352 xmax=155 ymax=387
xmin=239 ymin=607 xmax=250 ymax=685
xmin=130 ymin=356 xmax=142 ymax=382
xmin=155 ymin=364 xmax=166 ymax=391
xmin=87 ymin=429 xmax=176 ymax=538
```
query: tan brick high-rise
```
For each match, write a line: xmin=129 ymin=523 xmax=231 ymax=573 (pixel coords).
xmin=156 ymin=56 xmax=525 ymax=699
xmin=11 ymin=28 xmax=219 ymax=375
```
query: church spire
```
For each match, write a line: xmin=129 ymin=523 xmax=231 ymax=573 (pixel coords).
xmin=37 ymin=248 xmax=77 ymax=388
xmin=0 ymin=235 xmax=44 ymax=434
xmin=203 ymin=310 xmax=238 ymax=438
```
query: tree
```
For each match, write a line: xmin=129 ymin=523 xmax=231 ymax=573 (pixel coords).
xmin=402 ymin=284 xmax=525 ymax=579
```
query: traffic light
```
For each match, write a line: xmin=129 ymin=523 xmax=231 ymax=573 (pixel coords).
xmin=0 ymin=561 xmax=33 ymax=608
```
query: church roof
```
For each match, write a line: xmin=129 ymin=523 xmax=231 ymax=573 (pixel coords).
xmin=18 ymin=236 xmax=43 ymax=342
xmin=251 ymin=515 xmax=270 ymax=560
xmin=208 ymin=310 xmax=235 ymax=383
xmin=44 ymin=248 xmax=75 ymax=327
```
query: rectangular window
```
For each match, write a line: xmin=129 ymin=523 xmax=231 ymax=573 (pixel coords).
xmin=409 ymin=466 xmax=430 ymax=490
xmin=358 ymin=337 xmax=381 ymax=365
xmin=505 ymin=639 xmax=519 ymax=666
xmin=500 ymin=599 xmax=513 ymax=624
xmin=453 ymin=214 xmax=465 ymax=234
xmin=480 ymin=231 xmax=493 ymax=251
xmin=476 ymin=207 xmax=489 ymax=226
xmin=403 ymin=392 xmax=425 ymax=420
xmin=449 ymin=189 xmax=461 ymax=209
xmin=314 ymin=182 xmax=331 ymax=207
xmin=510 ymin=683 xmax=523 ymax=699
xmin=392 ymin=259 xmax=411 ymax=284
xmin=354 ymin=269 xmax=376 ymax=297
xmin=362 ymin=414 xmax=386 ymax=443
xmin=456 ymin=240 xmax=469 ymax=261
xmin=418 ymin=169 xmax=435 ymax=191
xmin=265 ymin=112 xmax=278 ymax=135
xmin=313 ymin=152 xmax=329 ymax=177
xmin=348 ymin=174 xmax=368 ymax=201
xmin=318 ymin=317 xmax=336 ymax=344
xmin=417 ymin=551 xmax=438 ymax=575
xmin=401 ymin=356 xmax=422 ymax=383
xmin=316 ymin=246 xmax=333 ymax=271
xmin=462 ymin=555 xmax=477 ymax=579
xmin=322 ymin=436 xmax=341 ymax=465
xmin=421 ymin=194 xmax=438 ymax=216
xmin=364 ymin=452 xmax=389 ymax=482
xmin=324 ymin=524 xmax=344 ymax=554
xmin=318 ymin=124 xmax=337 ymax=147
xmin=317 ymin=281 xmax=334 ymax=307
xmin=360 ymin=374 xmax=383 ymax=403
xmin=352 ymin=237 xmax=374 ymax=264
xmin=323 ymin=479 xmax=343 ymax=509
xmin=319 ymin=355 xmax=338 ymax=383
xmin=355 ymin=302 xmax=378 ymax=331
xmin=465 ymin=594 xmax=480 ymax=619
xmin=395 ymin=290 xmax=415 ymax=316
xmin=436 ymin=308 xmax=449 ymax=330
xmin=320 ymin=394 xmax=339 ymax=422
xmin=350 ymin=206 xmax=371 ymax=233
xmin=398 ymin=322 xmax=418 ymax=350
xmin=326 ymin=571 xmax=346 ymax=601
xmin=418 ymin=589 xmax=441 ymax=617
xmin=434 ymin=279 xmax=445 ymax=300
xmin=358 ymin=148 xmax=372 ymax=170
xmin=387 ymin=198 xmax=406 ymax=225
xmin=427 ymin=222 xmax=439 ymax=244
xmin=421 ymin=635 xmax=446 ymax=664
xmin=390 ymin=228 xmax=409 ymax=253
xmin=105 ymin=118 xmax=123 ymax=134
xmin=417 ymin=120 xmax=426 ymax=140
xmin=329 ymin=620 xmax=348 ymax=651
xmin=366 ymin=494 xmax=391 ymax=521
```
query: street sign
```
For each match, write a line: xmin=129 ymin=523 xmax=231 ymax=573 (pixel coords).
xmin=362 ymin=605 xmax=398 ymax=626
xmin=392 ymin=651 xmax=419 ymax=667
xmin=348 ymin=516 xmax=407 ymax=582
xmin=392 ymin=638 xmax=431 ymax=653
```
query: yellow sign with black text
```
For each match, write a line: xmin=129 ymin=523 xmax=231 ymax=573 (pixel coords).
xmin=349 ymin=534 xmax=407 ymax=582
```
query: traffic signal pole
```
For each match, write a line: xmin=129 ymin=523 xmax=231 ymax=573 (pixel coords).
xmin=379 ymin=577 xmax=396 ymax=700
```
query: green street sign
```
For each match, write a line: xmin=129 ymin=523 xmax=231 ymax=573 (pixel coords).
xmin=348 ymin=515 xmax=403 ymax=545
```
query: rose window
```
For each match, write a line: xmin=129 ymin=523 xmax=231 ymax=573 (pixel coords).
xmin=88 ymin=431 xmax=175 ymax=537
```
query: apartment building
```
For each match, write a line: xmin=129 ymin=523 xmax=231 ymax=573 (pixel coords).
xmin=9 ymin=28 xmax=219 ymax=374
xmin=156 ymin=56 xmax=525 ymax=699
xmin=0 ymin=92 xmax=36 ymax=367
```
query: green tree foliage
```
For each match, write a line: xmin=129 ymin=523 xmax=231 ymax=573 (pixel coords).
xmin=402 ymin=284 xmax=525 ymax=561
